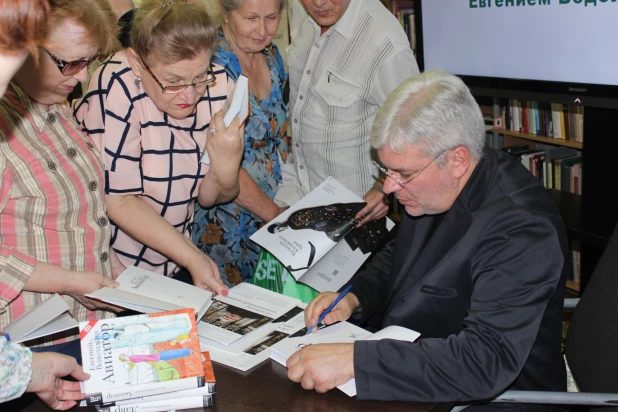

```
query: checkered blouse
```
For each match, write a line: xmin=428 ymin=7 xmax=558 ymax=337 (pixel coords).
xmin=74 ymin=51 xmax=232 ymax=276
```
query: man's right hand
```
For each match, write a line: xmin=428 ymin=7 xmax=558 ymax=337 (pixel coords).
xmin=67 ymin=271 xmax=122 ymax=312
xmin=304 ymin=291 xmax=360 ymax=332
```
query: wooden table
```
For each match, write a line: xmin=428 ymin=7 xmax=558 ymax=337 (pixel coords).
xmin=11 ymin=361 xmax=452 ymax=412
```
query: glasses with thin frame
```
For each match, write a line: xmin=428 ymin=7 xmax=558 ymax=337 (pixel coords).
xmin=373 ymin=150 xmax=446 ymax=187
xmin=43 ymin=48 xmax=100 ymax=76
xmin=140 ymin=57 xmax=216 ymax=94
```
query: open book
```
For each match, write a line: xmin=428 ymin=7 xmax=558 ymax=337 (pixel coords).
xmin=80 ymin=308 xmax=205 ymax=406
xmin=197 ymin=283 xmax=299 ymax=347
xmin=200 ymin=74 xmax=249 ymax=165
xmin=2 ymin=294 xmax=77 ymax=344
xmin=86 ymin=266 xmax=212 ymax=320
xmin=270 ymin=323 xmax=420 ymax=397
xmin=250 ymin=177 xmax=394 ymax=292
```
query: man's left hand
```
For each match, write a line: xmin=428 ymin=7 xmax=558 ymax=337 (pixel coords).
xmin=356 ymin=188 xmax=389 ymax=226
xmin=287 ymin=343 xmax=355 ymax=393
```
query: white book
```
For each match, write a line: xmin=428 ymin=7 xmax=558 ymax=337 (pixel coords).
xmin=200 ymin=74 xmax=249 ymax=165
xmin=197 ymin=283 xmax=300 ymax=347
xmin=86 ymin=266 xmax=212 ymax=320
xmin=270 ymin=323 xmax=420 ymax=397
xmin=250 ymin=177 xmax=394 ymax=292
xmin=80 ymin=309 xmax=206 ymax=406
xmin=96 ymin=394 xmax=213 ymax=412
xmin=2 ymin=294 xmax=77 ymax=343
xmin=200 ymin=304 xmax=307 ymax=372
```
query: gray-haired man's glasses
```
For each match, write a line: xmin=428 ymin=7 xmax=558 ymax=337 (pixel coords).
xmin=373 ymin=151 xmax=446 ymax=187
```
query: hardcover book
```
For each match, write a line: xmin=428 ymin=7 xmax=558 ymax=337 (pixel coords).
xmin=86 ymin=266 xmax=213 ymax=320
xmin=2 ymin=294 xmax=78 ymax=344
xmin=250 ymin=177 xmax=394 ymax=292
xmin=80 ymin=308 xmax=205 ymax=405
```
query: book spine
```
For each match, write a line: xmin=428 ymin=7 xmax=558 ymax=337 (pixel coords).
xmin=97 ymin=394 xmax=213 ymax=412
xmin=87 ymin=376 xmax=204 ymax=406
xmin=106 ymin=385 xmax=215 ymax=406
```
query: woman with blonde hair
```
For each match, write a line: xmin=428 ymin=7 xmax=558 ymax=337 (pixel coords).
xmin=193 ymin=0 xmax=290 ymax=285
xmin=74 ymin=0 xmax=244 ymax=295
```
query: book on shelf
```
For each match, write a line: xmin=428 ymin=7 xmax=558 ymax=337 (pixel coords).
xmin=501 ymin=99 xmax=584 ymax=143
xmin=197 ymin=283 xmax=301 ymax=347
xmin=200 ymin=301 xmax=307 ymax=372
xmin=270 ymin=322 xmax=420 ymax=397
xmin=80 ymin=308 xmax=206 ymax=406
xmin=93 ymin=352 xmax=216 ymax=412
xmin=2 ymin=294 xmax=77 ymax=344
xmin=250 ymin=177 xmax=394 ymax=293
xmin=86 ymin=266 xmax=213 ymax=320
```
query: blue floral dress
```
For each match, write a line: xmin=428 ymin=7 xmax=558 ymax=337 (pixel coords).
xmin=192 ymin=28 xmax=289 ymax=286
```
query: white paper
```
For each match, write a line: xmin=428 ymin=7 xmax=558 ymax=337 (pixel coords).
xmin=3 ymin=294 xmax=77 ymax=343
xmin=270 ymin=324 xmax=420 ymax=397
xmin=86 ymin=266 xmax=212 ymax=319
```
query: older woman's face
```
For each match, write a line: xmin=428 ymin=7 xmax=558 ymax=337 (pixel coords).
xmin=224 ymin=0 xmax=281 ymax=54
xmin=13 ymin=19 xmax=98 ymax=105
xmin=130 ymin=50 xmax=212 ymax=120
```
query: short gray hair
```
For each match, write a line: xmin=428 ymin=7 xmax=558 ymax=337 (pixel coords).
xmin=371 ymin=70 xmax=485 ymax=163
xmin=219 ymin=0 xmax=287 ymax=16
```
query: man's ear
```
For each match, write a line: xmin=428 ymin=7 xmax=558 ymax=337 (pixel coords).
xmin=125 ymin=48 xmax=143 ymax=78
xmin=448 ymin=146 xmax=472 ymax=179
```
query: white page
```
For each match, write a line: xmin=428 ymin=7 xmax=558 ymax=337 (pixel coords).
xmin=250 ymin=177 xmax=364 ymax=280
xmin=3 ymin=294 xmax=77 ymax=343
xmin=200 ymin=304 xmax=306 ymax=371
xmin=270 ymin=323 xmax=419 ymax=397
xmin=197 ymin=283 xmax=300 ymax=346
xmin=337 ymin=326 xmax=420 ymax=396
xmin=87 ymin=266 xmax=212 ymax=319
xmin=200 ymin=75 xmax=248 ymax=166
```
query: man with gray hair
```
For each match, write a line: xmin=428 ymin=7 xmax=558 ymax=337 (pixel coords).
xmin=287 ymin=70 xmax=569 ymax=409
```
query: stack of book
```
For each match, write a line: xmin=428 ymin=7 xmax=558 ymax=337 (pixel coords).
xmin=80 ymin=308 xmax=217 ymax=412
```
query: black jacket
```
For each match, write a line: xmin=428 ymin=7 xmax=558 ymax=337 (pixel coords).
xmin=351 ymin=147 xmax=567 ymax=408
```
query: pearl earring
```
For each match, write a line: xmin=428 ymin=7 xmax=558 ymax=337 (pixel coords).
xmin=134 ymin=77 xmax=142 ymax=89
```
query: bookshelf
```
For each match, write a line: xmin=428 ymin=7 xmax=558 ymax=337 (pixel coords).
xmin=486 ymin=97 xmax=617 ymax=291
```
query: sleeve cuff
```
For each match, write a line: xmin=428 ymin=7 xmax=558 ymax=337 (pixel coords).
xmin=105 ymin=169 xmax=143 ymax=195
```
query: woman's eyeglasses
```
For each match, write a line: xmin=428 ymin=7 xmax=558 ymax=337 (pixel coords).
xmin=43 ymin=48 xmax=100 ymax=76
xmin=140 ymin=57 xmax=216 ymax=94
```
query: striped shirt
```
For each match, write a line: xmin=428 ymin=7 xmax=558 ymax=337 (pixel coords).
xmin=0 ymin=84 xmax=115 ymax=345
xmin=276 ymin=0 xmax=419 ymax=205
xmin=74 ymin=51 xmax=232 ymax=277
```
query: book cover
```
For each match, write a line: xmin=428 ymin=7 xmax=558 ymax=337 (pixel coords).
xmin=250 ymin=177 xmax=393 ymax=292
xmin=86 ymin=266 xmax=213 ymax=320
xmin=2 ymin=294 xmax=77 ymax=344
xmin=80 ymin=308 xmax=205 ymax=405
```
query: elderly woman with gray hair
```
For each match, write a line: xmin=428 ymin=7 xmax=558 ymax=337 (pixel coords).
xmin=192 ymin=0 xmax=290 ymax=286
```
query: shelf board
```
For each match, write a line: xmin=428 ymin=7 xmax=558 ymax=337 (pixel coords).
xmin=491 ymin=129 xmax=583 ymax=150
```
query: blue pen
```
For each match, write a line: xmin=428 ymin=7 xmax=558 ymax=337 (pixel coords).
xmin=306 ymin=284 xmax=353 ymax=335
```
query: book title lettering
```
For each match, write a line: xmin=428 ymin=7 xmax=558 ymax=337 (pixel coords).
xmin=87 ymin=323 xmax=115 ymax=383
xmin=129 ymin=275 xmax=150 ymax=290
xmin=278 ymin=236 xmax=303 ymax=256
